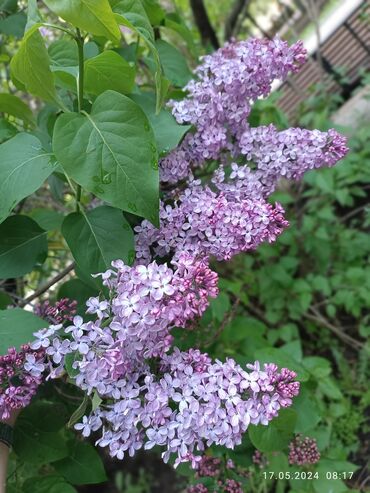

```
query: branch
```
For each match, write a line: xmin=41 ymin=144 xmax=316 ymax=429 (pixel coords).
xmin=19 ymin=262 xmax=75 ymax=308
xmin=305 ymin=307 xmax=364 ymax=351
xmin=225 ymin=0 xmax=250 ymax=40
xmin=189 ymin=0 xmax=219 ymax=49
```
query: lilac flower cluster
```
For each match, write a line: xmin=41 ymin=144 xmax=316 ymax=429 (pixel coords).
xmin=237 ymin=125 xmax=348 ymax=196
xmin=222 ymin=479 xmax=243 ymax=493
xmin=161 ymin=37 xmax=307 ymax=183
xmin=196 ymin=456 xmax=222 ymax=478
xmin=135 ymin=177 xmax=289 ymax=263
xmin=188 ymin=454 xmax=242 ymax=492
xmin=252 ymin=449 xmax=269 ymax=469
xmin=187 ymin=485 xmax=208 ymax=493
xmin=137 ymin=42 xmax=347 ymax=269
xmin=32 ymin=308 xmax=299 ymax=466
xmin=34 ymin=297 xmax=77 ymax=324
xmin=288 ymin=435 xmax=320 ymax=465
xmin=0 ymin=345 xmax=45 ymax=420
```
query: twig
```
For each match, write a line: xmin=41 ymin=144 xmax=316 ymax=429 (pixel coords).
xmin=19 ymin=263 xmax=75 ymax=307
xmin=205 ymin=298 xmax=241 ymax=346
xmin=340 ymin=204 xmax=369 ymax=223
xmin=305 ymin=307 xmax=364 ymax=350
xmin=225 ymin=0 xmax=250 ymax=40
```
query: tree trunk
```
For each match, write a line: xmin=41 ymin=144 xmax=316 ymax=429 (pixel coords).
xmin=189 ymin=0 xmax=219 ymax=49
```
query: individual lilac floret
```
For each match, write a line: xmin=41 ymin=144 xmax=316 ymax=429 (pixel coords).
xmin=288 ymin=435 xmax=320 ymax=466
xmin=0 ymin=345 xmax=45 ymax=420
xmin=161 ymin=37 xmax=307 ymax=184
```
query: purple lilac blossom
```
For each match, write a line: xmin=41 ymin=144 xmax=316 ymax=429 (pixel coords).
xmin=34 ymin=310 xmax=300 ymax=467
xmin=196 ymin=456 xmax=222 ymax=478
xmin=135 ymin=177 xmax=289 ymax=263
xmin=34 ymin=297 xmax=77 ymax=324
xmin=161 ymin=37 xmax=307 ymax=184
xmin=288 ymin=435 xmax=321 ymax=465
xmin=0 ymin=345 xmax=45 ymax=420
xmin=187 ymin=485 xmax=208 ymax=493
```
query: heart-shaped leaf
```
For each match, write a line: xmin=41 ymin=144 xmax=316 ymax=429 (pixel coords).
xmin=130 ymin=92 xmax=191 ymax=155
xmin=0 ymin=308 xmax=47 ymax=354
xmin=53 ymin=91 xmax=159 ymax=224
xmin=0 ymin=133 xmax=55 ymax=224
xmin=61 ymin=205 xmax=135 ymax=276
xmin=10 ymin=24 xmax=62 ymax=107
xmin=84 ymin=50 xmax=135 ymax=96
xmin=0 ymin=93 xmax=35 ymax=126
xmin=0 ymin=215 xmax=48 ymax=278
xmin=44 ymin=0 xmax=120 ymax=42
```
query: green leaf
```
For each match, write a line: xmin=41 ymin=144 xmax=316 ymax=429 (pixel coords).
xmin=210 ymin=292 xmax=230 ymax=322
xmin=30 ymin=208 xmax=64 ymax=231
xmin=112 ymin=0 xmax=154 ymax=41
xmin=20 ymin=401 xmax=69 ymax=432
xmin=302 ymin=356 xmax=332 ymax=379
xmin=0 ymin=93 xmax=35 ymax=126
xmin=10 ymin=24 xmax=62 ymax=106
xmin=142 ymin=0 xmax=165 ymax=25
xmin=318 ymin=377 xmax=343 ymax=400
xmin=53 ymin=91 xmax=159 ymax=224
xmin=0 ymin=308 xmax=46 ymax=354
xmin=0 ymin=0 xmax=17 ymax=14
xmin=280 ymin=340 xmax=303 ymax=362
xmin=54 ymin=440 xmax=107 ymax=484
xmin=0 ymin=12 xmax=26 ymax=38
xmin=84 ymin=50 xmax=135 ymax=96
xmin=0 ymin=118 xmax=17 ymax=143
xmin=130 ymin=92 xmax=191 ymax=155
xmin=314 ymin=460 xmax=359 ymax=493
xmin=26 ymin=0 xmax=43 ymax=31
xmin=0 ymin=291 xmax=12 ymax=309
xmin=67 ymin=395 xmax=89 ymax=428
xmin=292 ymin=387 xmax=321 ymax=433
xmin=0 ymin=133 xmax=55 ymax=223
xmin=13 ymin=423 xmax=68 ymax=465
xmin=64 ymin=352 xmax=81 ymax=378
xmin=43 ymin=0 xmax=120 ymax=42
xmin=163 ymin=13 xmax=197 ymax=57
xmin=248 ymin=409 xmax=297 ymax=452
xmin=154 ymin=39 xmax=192 ymax=87
xmin=62 ymin=206 xmax=135 ymax=276
xmin=48 ymin=39 xmax=78 ymax=68
xmin=91 ymin=392 xmax=102 ymax=411
xmin=113 ymin=0 xmax=166 ymax=111
xmin=23 ymin=476 xmax=77 ymax=493
xmin=0 ymin=215 xmax=48 ymax=278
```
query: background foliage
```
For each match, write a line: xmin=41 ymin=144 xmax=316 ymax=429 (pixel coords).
xmin=0 ymin=0 xmax=368 ymax=492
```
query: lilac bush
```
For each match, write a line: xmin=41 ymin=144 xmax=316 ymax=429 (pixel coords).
xmin=3 ymin=36 xmax=348 ymax=469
